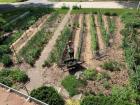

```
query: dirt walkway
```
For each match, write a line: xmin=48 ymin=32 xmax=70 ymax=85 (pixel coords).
xmin=94 ymin=15 xmax=106 ymax=50
xmin=19 ymin=10 xmax=71 ymax=93
xmin=74 ymin=15 xmax=83 ymax=58
xmin=35 ymin=10 xmax=71 ymax=69
xmin=102 ymin=15 xmax=109 ymax=33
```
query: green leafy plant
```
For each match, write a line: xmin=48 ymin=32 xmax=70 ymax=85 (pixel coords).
xmin=83 ymin=69 xmax=97 ymax=80
xmin=61 ymin=75 xmax=84 ymax=96
xmin=30 ymin=86 xmax=64 ymax=105
xmin=2 ymin=54 xmax=12 ymax=67
xmin=102 ymin=60 xmax=121 ymax=71
xmin=90 ymin=15 xmax=99 ymax=51
xmin=0 ymin=68 xmax=28 ymax=86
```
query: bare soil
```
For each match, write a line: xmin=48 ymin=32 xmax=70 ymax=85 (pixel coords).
xmin=79 ymin=16 xmax=128 ymax=95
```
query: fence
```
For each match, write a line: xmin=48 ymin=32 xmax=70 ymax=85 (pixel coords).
xmin=0 ymin=83 xmax=48 ymax=105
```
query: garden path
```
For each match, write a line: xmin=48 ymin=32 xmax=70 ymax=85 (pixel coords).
xmin=23 ymin=10 xmax=71 ymax=93
xmin=83 ymin=14 xmax=93 ymax=67
xmin=35 ymin=9 xmax=71 ymax=69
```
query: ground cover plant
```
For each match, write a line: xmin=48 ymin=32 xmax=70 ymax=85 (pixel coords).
xmin=0 ymin=68 xmax=28 ymax=87
xmin=61 ymin=75 xmax=86 ymax=96
xmin=72 ymin=8 xmax=136 ymax=15
xmin=81 ymin=86 xmax=138 ymax=105
xmin=101 ymin=60 xmax=121 ymax=71
xmin=20 ymin=12 xmax=60 ymax=66
xmin=30 ymin=86 xmax=64 ymax=105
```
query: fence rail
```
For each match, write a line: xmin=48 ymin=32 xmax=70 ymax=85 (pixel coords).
xmin=0 ymin=83 xmax=48 ymax=105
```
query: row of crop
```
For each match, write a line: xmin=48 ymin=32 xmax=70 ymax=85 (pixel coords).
xmin=20 ymin=12 xmax=60 ymax=66
xmin=121 ymin=12 xmax=140 ymax=104
xmin=90 ymin=14 xmax=99 ymax=53
xmin=43 ymin=26 xmax=72 ymax=67
xmin=76 ymin=15 xmax=86 ymax=60
xmin=107 ymin=16 xmax=116 ymax=39
xmin=97 ymin=13 xmax=110 ymax=47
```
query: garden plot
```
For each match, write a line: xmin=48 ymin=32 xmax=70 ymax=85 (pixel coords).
xmin=76 ymin=14 xmax=129 ymax=95
xmin=0 ymin=9 xmax=52 ymax=67
xmin=20 ymin=12 xmax=65 ymax=66
xmin=39 ymin=12 xmax=129 ymax=97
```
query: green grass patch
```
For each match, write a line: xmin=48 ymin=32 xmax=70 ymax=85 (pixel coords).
xmin=72 ymin=8 xmax=137 ymax=15
xmin=62 ymin=75 xmax=85 ymax=96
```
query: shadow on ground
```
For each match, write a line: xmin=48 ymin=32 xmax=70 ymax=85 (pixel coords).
xmin=116 ymin=1 xmax=138 ymax=8
xmin=0 ymin=3 xmax=54 ymax=11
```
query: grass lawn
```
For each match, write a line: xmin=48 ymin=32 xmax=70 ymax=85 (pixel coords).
xmin=0 ymin=0 xmax=25 ymax=3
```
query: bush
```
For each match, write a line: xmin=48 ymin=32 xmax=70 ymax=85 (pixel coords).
xmin=0 ymin=77 xmax=13 ymax=87
xmin=30 ymin=86 xmax=64 ymax=105
xmin=61 ymin=5 xmax=69 ymax=9
xmin=2 ymin=54 xmax=12 ymax=66
xmin=72 ymin=5 xmax=81 ymax=10
xmin=102 ymin=60 xmax=121 ymax=71
xmin=0 ymin=68 xmax=28 ymax=86
xmin=9 ymin=69 xmax=28 ymax=83
xmin=0 ymin=45 xmax=11 ymax=56
xmin=81 ymin=95 xmax=108 ymax=105
xmin=83 ymin=69 xmax=97 ymax=80
xmin=62 ymin=75 xmax=84 ymax=96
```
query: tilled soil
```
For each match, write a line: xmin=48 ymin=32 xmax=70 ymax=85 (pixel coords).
xmin=79 ymin=16 xmax=129 ymax=95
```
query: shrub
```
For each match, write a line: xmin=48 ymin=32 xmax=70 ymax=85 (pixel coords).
xmin=0 ymin=77 xmax=13 ymax=87
xmin=2 ymin=54 xmax=12 ymax=66
xmin=83 ymin=69 xmax=97 ymax=80
xmin=10 ymin=69 xmax=28 ymax=83
xmin=72 ymin=5 xmax=81 ymax=10
xmin=104 ymin=12 xmax=111 ymax=16
xmin=102 ymin=60 xmax=121 ymax=71
xmin=0 ymin=68 xmax=28 ymax=86
xmin=0 ymin=45 xmax=11 ymax=56
xmin=30 ymin=86 xmax=64 ymax=105
xmin=81 ymin=95 xmax=108 ymax=105
xmin=62 ymin=75 xmax=84 ymax=96
xmin=61 ymin=5 xmax=69 ymax=9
